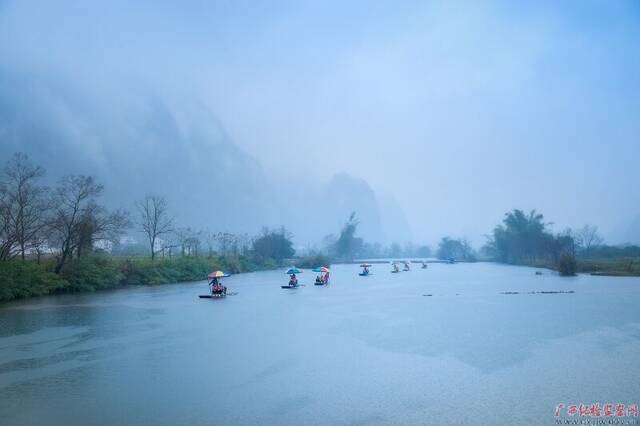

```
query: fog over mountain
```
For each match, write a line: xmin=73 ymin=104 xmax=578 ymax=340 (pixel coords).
xmin=612 ymin=215 xmax=640 ymax=246
xmin=1 ymin=0 xmax=639 ymax=246
xmin=0 ymin=67 xmax=268 ymax=231
xmin=0 ymin=66 xmax=410 ymax=245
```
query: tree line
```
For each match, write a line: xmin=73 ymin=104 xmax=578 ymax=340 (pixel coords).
xmin=321 ymin=212 xmax=474 ymax=262
xmin=482 ymin=209 xmax=574 ymax=265
xmin=3 ymin=152 xmax=634 ymax=280
xmin=0 ymin=153 xmax=296 ymax=272
xmin=0 ymin=153 xmax=130 ymax=273
xmin=319 ymin=212 xmax=432 ymax=260
xmin=480 ymin=209 xmax=640 ymax=275
xmin=319 ymin=208 xmax=634 ymax=277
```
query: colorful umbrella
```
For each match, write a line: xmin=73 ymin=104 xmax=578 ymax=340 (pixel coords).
xmin=286 ymin=267 xmax=301 ymax=275
xmin=208 ymin=271 xmax=227 ymax=279
xmin=312 ymin=266 xmax=330 ymax=273
xmin=208 ymin=271 xmax=229 ymax=279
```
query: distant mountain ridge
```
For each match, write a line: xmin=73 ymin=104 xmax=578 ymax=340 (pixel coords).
xmin=623 ymin=215 xmax=640 ymax=245
xmin=0 ymin=67 xmax=273 ymax=233
xmin=0 ymin=67 xmax=412 ymax=245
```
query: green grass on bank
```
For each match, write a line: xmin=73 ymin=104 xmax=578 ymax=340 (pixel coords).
xmin=0 ymin=261 xmax=68 ymax=301
xmin=526 ymin=257 xmax=640 ymax=277
xmin=0 ymin=255 xmax=280 ymax=302
xmin=576 ymin=258 xmax=640 ymax=276
xmin=0 ymin=253 xmax=331 ymax=303
xmin=5 ymin=253 xmax=634 ymax=303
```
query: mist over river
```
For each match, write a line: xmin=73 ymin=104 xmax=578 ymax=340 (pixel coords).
xmin=1 ymin=263 xmax=639 ymax=425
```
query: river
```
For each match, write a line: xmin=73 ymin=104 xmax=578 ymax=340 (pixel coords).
xmin=1 ymin=262 xmax=639 ymax=425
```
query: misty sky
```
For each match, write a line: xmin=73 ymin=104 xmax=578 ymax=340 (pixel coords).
xmin=1 ymin=0 xmax=639 ymax=245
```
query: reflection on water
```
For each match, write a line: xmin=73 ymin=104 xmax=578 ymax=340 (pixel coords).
xmin=0 ymin=263 xmax=639 ymax=425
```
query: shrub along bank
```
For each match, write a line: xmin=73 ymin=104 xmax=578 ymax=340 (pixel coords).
xmin=0 ymin=255 xmax=277 ymax=302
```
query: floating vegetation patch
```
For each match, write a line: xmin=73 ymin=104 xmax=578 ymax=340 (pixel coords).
xmin=500 ymin=290 xmax=575 ymax=295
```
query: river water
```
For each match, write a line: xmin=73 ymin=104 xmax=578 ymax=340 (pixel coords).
xmin=1 ymin=262 xmax=639 ymax=425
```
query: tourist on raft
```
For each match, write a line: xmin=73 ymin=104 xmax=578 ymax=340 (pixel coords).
xmin=209 ymin=277 xmax=227 ymax=296
xmin=288 ymin=274 xmax=298 ymax=287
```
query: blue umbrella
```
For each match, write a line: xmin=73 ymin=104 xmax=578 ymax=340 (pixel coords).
xmin=286 ymin=267 xmax=301 ymax=275
xmin=312 ymin=267 xmax=322 ymax=273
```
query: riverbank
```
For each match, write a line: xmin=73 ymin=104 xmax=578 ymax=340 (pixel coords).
xmin=0 ymin=255 xmax=279 ymax=302
xmin=0 ymin=253 xmax=333 ymax=303
xmin=527 ymin=257 xmax=640 ymax=277
xmin=577 ymin=258 xmax=640 ymax=276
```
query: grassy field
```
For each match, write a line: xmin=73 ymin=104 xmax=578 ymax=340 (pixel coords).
xmin=527 ymin=257 xmax=640 ymax=277
xmin=577 ymin=258 xmax=640 ymax=276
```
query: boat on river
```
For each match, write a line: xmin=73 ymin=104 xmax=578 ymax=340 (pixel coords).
xmin=359 ymin=264 xmax=372 ymax=276
xmin=200 ymin=271 xmax=230 ymax=298
xmin=284 ymin=267 xmax=301 ymax=289
xmin=313 ymin=266 xmax=330 ymax=285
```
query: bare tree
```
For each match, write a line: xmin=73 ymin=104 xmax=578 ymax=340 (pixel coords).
xmin=185 ymin=229 xmax=201 ymax=256
xmin=32 ymin=233 xmax=49 ymax=264
xmin=0 ymin=153 xmax=48 ymax=260
xmin=75 ymin=207 xmax=130 ymax=257
xmin=0 ymin=194 xmax=16 ymax=261
xmin=174 ymin=227 xmax=199 ymax=256
xmin=216 ymin=232 xmax=227 ymax=255
xmin=216 ymin=232 xmax=238 ymax=255
xmin=0 ymin=177 xmax=15 ymax=261
xmin=238 ymin=233 xmax=252 ymax=256
xmin=204 ymin=229 xmax=217 ymax=258
xmin=575 ymin=225 xmax=603 ymax=253
xmin=48 ymin=175 xmax=108 ymax=273
xmin=136 ymin=195 xmax=173 ymax=260
xmin=160 ymin=237 xmax=180 ymax=258
xmin=228 ymin=233 xmax=240 ymax=255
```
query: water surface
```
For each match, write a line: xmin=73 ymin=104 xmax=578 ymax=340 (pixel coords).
xmin=1 ymin=263 xmax=639 ymax=425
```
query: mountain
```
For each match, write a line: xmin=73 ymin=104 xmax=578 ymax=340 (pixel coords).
xmin=0 ymin=67 xmax=275 ymax=234
xmin=0 ymin=67 xmax=412 ymax=247
xmin=623 ymin=215 xmax=640 ymax=245
xmin=378 ymin=193 xmax=412 ymax=243
xmin=322 ymin=173 xmax=384 ymax=243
